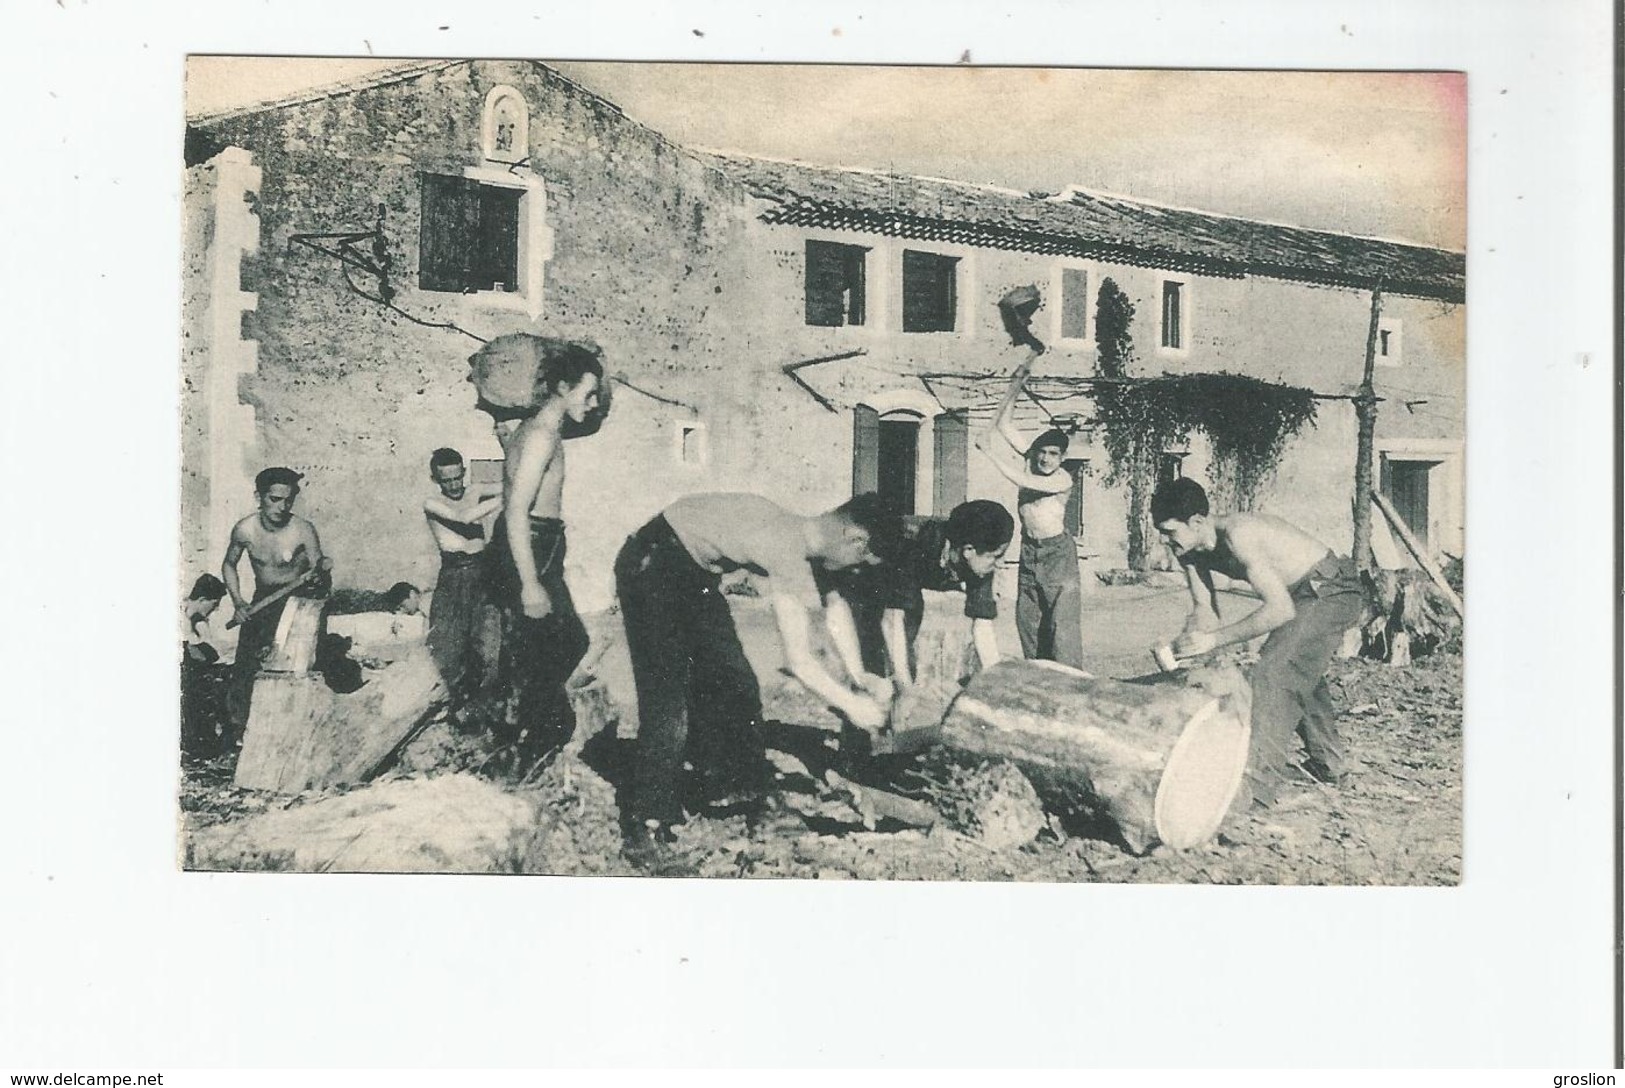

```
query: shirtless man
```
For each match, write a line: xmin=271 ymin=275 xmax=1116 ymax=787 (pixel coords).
xmin=220 ymin=467 xmax=328 ymax=744
xmin=614 ymin=492 xmax=894 ymax=851
xmin=1152 ymin=477 xmax=1366 ymax=807
xmin=976 ymin=368 xmax=1084 ymax=669
xmin=422 ymin=447 xmax=502 ymax=695
xmin=470 ymin=334 xmax=607 ymax=764
xmin=818 ymin=499 xmax=1013 ymax=689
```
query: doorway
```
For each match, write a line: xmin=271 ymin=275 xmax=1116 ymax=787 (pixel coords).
xmin=877 ymin=414 xmax=921 ymax=515
xmin=1381 ymin=457 xmax=1437 ymax=546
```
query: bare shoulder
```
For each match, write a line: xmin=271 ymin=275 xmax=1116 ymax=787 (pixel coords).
xmin=1221 ymin=512 xmax=1309 ymax=549
xmin=507 ymin=411 xmax=560 ymax=461
xmin=229 ymin=515 xmax=256 ymax=542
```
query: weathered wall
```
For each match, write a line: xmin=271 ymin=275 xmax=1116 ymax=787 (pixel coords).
xmin=180 ymin=149 xmax=262 ymax=594
xmin=184 ymin=60 xmax=1464 ymax=616
xmin=189 ymin=61 xmax=811 ymax=610
xmin=743 ymin=226 xmax=1465 ymax=570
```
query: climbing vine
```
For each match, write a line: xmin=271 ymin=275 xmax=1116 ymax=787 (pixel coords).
xmin=1093 ymin=372 xmax=1319 ymax=511
xmin=1090 ymin=276 xmax=1319 ymax=564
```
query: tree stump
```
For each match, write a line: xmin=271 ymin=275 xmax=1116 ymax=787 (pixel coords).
xmin=235 ymin=647 xmax=448 ymax=793
xmin=261 ymin=596 xmax=325 ymax=673
xmin=938 ymin=660 xmax=1252 ymax=853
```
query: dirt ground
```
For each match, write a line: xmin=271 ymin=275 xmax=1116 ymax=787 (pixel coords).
xmin=180 ymin=581 xmax=1463 ymax=884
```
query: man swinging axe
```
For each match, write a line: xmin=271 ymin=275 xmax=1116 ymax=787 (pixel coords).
xmin=974 ymin=285 xmax=1086 ymax=670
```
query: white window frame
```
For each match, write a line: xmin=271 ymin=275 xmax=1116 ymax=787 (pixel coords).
xmin=1050 ymin=259 xmax=1097 ymax=350
xmin=674 ymin=420 xmax=709 ymax=468
xmin=1154 ymin=272 xmax=1192 ymax=358
xmin=454 ymin=164 xmax=553 ymax=320
xmin=802 ymin=233 xmax=874 ymax=333
xmin=1374 ymin=437 xmax=1464 ymax=559
xmin=896 ymin=243 xmax=977 ymax=338
xmin=859 ymin=388 xmax=944 ymax=514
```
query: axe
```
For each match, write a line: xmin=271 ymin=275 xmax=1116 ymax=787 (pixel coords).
xmin=994 ymin=284 xmax=1046 ymax=419
xmin=226 ymin=557 xmax=333 ymax=629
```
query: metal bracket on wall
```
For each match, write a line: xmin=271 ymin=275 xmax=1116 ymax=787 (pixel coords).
xmin=288 ymin=204 xmax=396 ymax=303
xmin=782 ymin=350 xmax=868 ymax=414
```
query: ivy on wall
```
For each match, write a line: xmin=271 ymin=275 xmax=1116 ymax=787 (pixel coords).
xmin=1090 ymin=276 xmax=1319 ymax=565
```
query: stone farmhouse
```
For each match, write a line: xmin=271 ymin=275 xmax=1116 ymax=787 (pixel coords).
xmin=184 ymin=59 xmax=1465 ymax=612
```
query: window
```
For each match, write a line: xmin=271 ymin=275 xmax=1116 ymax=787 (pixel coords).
xmin=419 ymin=174 xmax=522 ymax=293
xmin=1160 ymin=279 xmax=1187 ymax=350
xmin=676 ymin=422 xmax=708 ymax=467
xmin=876 ymin=414 xmax=922 ymax=515
xmin=468 ymin=458 xmax=504 ymax=494
xmin=1376 ymin=318 xmax=1404 ymax=366
xmin=1059 ymin=266 xmax=1090 ymax=342
xmin=1157 ymin=451 xmax=1186 ymax=486
xmin=804 ymin=240 xmax=868 ymax=327
xmin=901 ymin=249 xmax=959 ymax=332
xmin=1380 ymin=456 xmax=1440 ymax=547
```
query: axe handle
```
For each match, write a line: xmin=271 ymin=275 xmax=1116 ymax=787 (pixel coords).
xmin=993 ymin=347 xmax=1042 ymax=423
xmin=226 ymin=557 xmax=333 ymax=629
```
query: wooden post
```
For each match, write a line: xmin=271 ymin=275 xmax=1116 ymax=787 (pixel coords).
xmin=1352 ymin=285 xmax=1384 ymax=570
xmin=1371 ymin=489 xmax=1465 ymax=618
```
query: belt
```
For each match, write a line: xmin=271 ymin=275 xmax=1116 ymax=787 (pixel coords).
xmin=1289 ymin=554 xmax=1361 ymax=600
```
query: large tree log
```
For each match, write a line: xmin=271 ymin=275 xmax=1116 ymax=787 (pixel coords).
xmin=938 ymin=659 xmax=1252 ymax=853
xmin=235 ymin=647 xmax=448 ymax=793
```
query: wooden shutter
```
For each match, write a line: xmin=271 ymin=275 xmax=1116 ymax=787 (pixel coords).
xmin=932 ymin=410 xmax=968 ymax=514
xmin=1061 ymin=268 xmax=1089 ymax=340
xmin=842 ymin=245 xmax=867 ymax=326
xmin=474 ymin=185 xmax=522 ymax=292
xmin=852 ymin=405 xmax=880 ymax=495
xmin=902 ymin=250 xmax=958 ymax=332
xmin=419 ymin=174 xmax=481 ymax=292
xmin=805 ymin=241 xmax=845 ymax=326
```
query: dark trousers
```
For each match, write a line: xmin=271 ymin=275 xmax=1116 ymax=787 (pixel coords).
xmin=615 ymin=516 xmax=764 ymax=828
xmin=1016 ymin=532 xmax=1084 ymax=669
xmin=1246 ymin=555 xmax=1367 ymax=805
xmin=489 ymin=518 xmax=589 ymax=755
xmin=181 ymin=655 xmax=230 ymax=757
xmin=427 ymin=550 xmax=500 ymax=697
xmin=225 ymin=584 xmax=286 ymax=742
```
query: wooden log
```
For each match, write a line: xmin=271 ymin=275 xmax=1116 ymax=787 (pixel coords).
xmin=234 ymin=646 xmax=448 ymax=794
xmin=938 ymin=659 xmax=1252 ymax=853
xmin=234 ymin=673 xmax=335 ymax=793
xmin=261 ymin=596 xmax=325 ymax=674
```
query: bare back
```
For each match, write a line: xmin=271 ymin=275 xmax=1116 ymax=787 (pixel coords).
xmin=1200 ymin=513 xmax=1333 ymax=590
